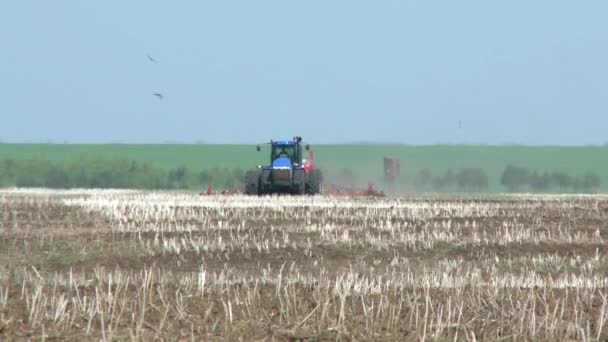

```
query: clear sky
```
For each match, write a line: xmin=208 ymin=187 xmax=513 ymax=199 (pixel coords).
xmin=1 ymin=1 xmax=607 ymax=145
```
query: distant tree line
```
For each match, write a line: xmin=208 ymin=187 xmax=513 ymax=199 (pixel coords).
xmin=501 ymin=165 xmax=600 ymax=193
xmin=0 ymin=158 xmax=244 ymax=190
xmin=412 ymin=168 xmax=489 ymax=191
xmin=0 ymin=157 xmax=603 ymax=194
xmin=410 ymin=165 xmax=602 ymax=193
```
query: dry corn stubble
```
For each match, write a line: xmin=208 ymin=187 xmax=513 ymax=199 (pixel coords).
xmin=1 ymin=189 xmax=607 ymax=340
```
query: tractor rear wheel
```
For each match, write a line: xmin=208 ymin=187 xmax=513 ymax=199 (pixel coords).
xmin=306 ymin=169 xmax=322 ymax=195
xmin=245 ymin=169 xmax=261 ymax=195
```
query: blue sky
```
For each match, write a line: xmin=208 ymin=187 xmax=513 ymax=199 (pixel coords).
xmin=1 ymin=1 xmax=607 ymax=144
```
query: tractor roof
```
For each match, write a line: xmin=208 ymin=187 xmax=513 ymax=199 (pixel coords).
xmin=271 ymin=140 xmax=296 ymax=146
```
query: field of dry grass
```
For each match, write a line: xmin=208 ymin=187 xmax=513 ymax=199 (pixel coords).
xmin=1 ymin=189 xmax=608 ymax=340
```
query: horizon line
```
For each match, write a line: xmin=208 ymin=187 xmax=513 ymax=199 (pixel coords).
xmin=0 ymin=141 xmax=607 ymax=147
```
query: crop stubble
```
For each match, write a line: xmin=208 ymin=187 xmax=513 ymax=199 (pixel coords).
xmin=1 ymin=189 xmax=608 ymax=340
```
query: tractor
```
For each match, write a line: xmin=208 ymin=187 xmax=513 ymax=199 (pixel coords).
xmin=245 ymin=136 xmax=322 ymax=195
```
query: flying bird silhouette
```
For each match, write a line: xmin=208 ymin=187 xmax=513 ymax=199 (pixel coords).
xmin=153 ymin=93 xmax=163 ymax=100
xmin=147 ymin=54 xmax=158 ymax=63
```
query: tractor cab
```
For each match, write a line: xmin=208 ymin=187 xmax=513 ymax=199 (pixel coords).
xmin=270 ymin=141 xmax=297 ymax=168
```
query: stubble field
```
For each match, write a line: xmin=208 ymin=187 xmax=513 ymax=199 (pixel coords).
xmin=1 ymin=190 xmax=608 ymax=340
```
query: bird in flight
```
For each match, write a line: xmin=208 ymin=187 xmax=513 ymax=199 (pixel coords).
xmin=147 ymin=54 xmax=158 ymax=63
xmin=153 ymin=93 xmax=164 ymax=100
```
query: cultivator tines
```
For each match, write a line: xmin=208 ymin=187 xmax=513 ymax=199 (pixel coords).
xmin=325 ymin=182 xmax=386 ymax=197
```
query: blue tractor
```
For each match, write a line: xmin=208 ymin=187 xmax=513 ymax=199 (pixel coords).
xmin=245 ymin=136 xmax=322 ymax=195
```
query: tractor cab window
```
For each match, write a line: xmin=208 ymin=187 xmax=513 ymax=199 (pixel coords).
xmin=271 ymin=145 xmax=295 ymax=162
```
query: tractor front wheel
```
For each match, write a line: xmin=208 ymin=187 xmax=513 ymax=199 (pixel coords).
xmin=245 ymin=169 xmax=261 ymax=195
xmin=293 ymin=169 xmax=306 ymax=195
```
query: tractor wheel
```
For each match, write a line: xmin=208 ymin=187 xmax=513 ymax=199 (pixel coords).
xmin=294 ymin=181 xmax=305 ymax=195
xmin=307 ymin=169 xmax=323 ymax=195
xmin=293 ymin=169 xmax=306 ymax=195
xmin=259 ymin=169 xmax=271 ymax=194
xmin=245 ymin=169 xmax=261 ymax=195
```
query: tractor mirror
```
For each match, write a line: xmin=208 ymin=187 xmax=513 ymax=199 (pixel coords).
xmin=305 ymin=144 xmax=310 ymax=151
xmin=256 ymin=145 xmax=261 ymax=151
